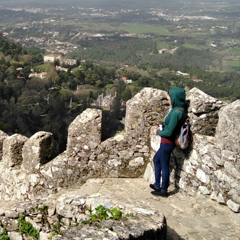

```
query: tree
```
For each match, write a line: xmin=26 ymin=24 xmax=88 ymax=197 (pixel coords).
xmin=121 ymin=87 xmax=132 ymax=101
xmin=19 ymin=66 xmax=31 ymax=79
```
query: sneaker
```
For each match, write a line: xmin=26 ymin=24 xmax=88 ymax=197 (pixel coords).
xmin=149 ymin=184 xmax=161 ymax=192
xmin=151 ymin=191 xmax=168 ymax=198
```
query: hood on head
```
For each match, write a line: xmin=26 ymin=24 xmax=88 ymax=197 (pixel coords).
xmin=169 ymin=87 xmax=186 ymax=108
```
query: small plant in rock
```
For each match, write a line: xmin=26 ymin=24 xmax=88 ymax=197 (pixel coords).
xmin=90 ymin=205 xmax=109 ymax=221
xmin=82 ymin=205 xmax=131 ymax=225
xmin=0 ymin=228 xmax=11 ymax=240
xmin=109 ymin=207 xmax=123 ymax=220
xmin=52 ymin=221 xmax=63 ymax=235
xmin=37 ymin=205 xmax=50 ymax=227
xmin=49 ymin=214 xmax=64 ymax=239
xmin=18 ymin=213 xmax=39 ymax=240
xmin=38 ymin=205 xmax=48 ymax=214
xmin=49 ymin=232 xmax=55 ymax=240
xmin=30 ymin=207 xmax=36 ymax=213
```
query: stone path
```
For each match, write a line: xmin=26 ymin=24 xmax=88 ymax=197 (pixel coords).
xmin=1 ymin=178 xmax=239 ymax=240
xmin=79 ymin=178 xmax=240 ymax=240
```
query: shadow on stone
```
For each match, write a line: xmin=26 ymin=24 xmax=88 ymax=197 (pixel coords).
xmin=101 ymin=109 xmax=125 ymax=141
xmin=168 ymin=188 xmax=179 ymax=196
xmin=167 ymin=226 xmax=185 ymax=240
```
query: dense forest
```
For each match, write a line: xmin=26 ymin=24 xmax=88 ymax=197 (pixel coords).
xmin=0 ymin=35 xmax=239 ymax=157
xmin=0 ymin=36 xmax=136 ymax=155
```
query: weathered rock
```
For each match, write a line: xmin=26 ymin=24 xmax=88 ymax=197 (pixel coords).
xmin=187 ymin=87 xmax=226 ymax=136
xmin=215 ymin=99 xmax=240 ymax=153
xmin=227 ymin=199 xmax=240 ymax=213
xmin=0 ymin=188 xmax=167 ymax=240
xmin=66 ymin=108 xmax=102 ymax=159
xmin=125 ymin=88 xmax=168 ymax=137
xmin=0 ymin=130 xmax=8 ymax=161
xmin=22 ymin=131 xmax=53 ymax=172
xmin=2 ymin=134 xmax=28 ymax=168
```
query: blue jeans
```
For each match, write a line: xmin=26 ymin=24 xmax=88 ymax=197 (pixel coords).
xmin=153 ymin=142 xmax=175 ymax=193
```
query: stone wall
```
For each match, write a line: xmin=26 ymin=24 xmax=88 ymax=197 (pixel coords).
xmin=0 ymin=184 xmax=167 ymax=240
xmin=177 ymin=98 xmax=240 ymax=212
xmin=145 ymin=89 xmax=240 ymax=213
xmin=0 ymin=87 xmax=239 ymax=213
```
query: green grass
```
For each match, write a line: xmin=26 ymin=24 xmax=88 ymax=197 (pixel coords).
xmin=222 ymin=60 xmax=240 ymax=72
xmin=229 ymin=60 xmax=240 ymax=67
xmin=120 ymin=24 xmax=169 ymax=36
xmin=229 ymin=46 xmax=240 ymax=55
xmin=0 ymin=229 xmax=10 ymax=240
xmin=57 ymin=20 xmax=118 ymax=32
xmin=183 ymin=43 xmax=204 ymax=50
xmin=157 ymin=41 xmax=170 ymax=49
xmin=35 ymin=63 xmax=54 ymax=72
xmin=18 ymin=214 xmax=39 ymax=240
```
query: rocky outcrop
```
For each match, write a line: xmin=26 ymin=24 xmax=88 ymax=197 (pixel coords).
xmin=0 ymin=87 xmax=239 ymax=214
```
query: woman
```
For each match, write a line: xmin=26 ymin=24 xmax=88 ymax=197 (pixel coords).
xmin=150 ymin=87 xmax=186 ymax=197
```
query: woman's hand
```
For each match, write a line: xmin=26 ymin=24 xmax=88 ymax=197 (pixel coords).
xmin=153 ymin=124 xmax=163 ymax=135
xmin=154 ymin=126 xmax=161 ymax=135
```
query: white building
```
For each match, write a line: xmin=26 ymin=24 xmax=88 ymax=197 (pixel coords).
xmin=29 ymin=72 xmax=48 ymax=79
xmin=61 ymin=58 xmax=77 ymax=66
xmin=43 ymin=54 xmax=62 ymax=63
xmin=176 ymin=70 xmax=189 ymax=76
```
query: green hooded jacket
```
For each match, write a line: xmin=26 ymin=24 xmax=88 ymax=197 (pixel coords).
xmin=157 ymin=87 xmax=186 ymax=140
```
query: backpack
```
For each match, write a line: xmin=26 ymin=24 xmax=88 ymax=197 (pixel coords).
xmin=175 ymin=118 xmax=190 ymax=150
